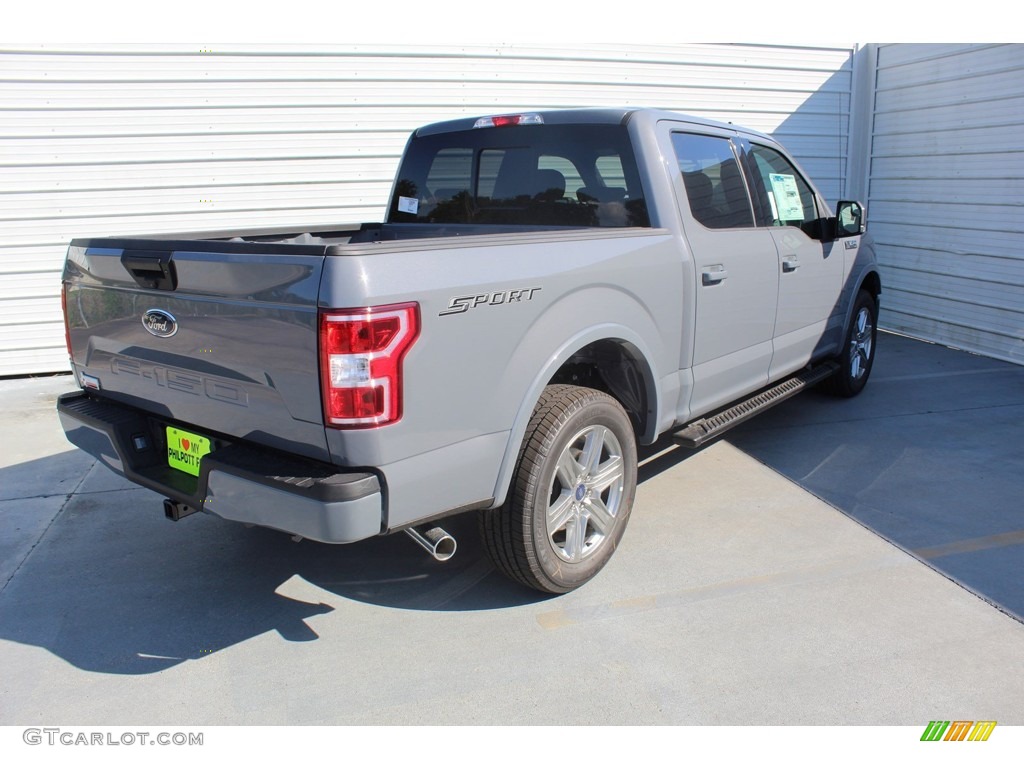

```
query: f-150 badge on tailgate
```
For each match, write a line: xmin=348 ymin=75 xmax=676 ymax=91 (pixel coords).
xmin=142 ymin=309 xmax=178 ymax=338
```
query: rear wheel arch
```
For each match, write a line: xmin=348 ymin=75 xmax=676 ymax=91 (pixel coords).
xmin=491 ymin=331 xmax=660 ymax=509
xmin=548 ymin=339 xmax=654 ymax=438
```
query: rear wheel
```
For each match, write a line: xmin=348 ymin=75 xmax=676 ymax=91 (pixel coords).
xmin=480 ymin=385 xmax=637 ymax=594
xmin=824 ymin=289 xmax=878 ymax=397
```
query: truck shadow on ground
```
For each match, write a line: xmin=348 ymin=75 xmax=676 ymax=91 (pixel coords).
xmin=0 ymin=433 xmax=715 ymax=676
xmin=0 ymin=455 xmax=549 ymax=675
xmin=3 ymin=435 xmax=696 ymax=677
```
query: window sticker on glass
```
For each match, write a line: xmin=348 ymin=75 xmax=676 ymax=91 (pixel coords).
xmin=398 ymin=196 xmax=419 ymax=215
xmin=769 ymin=174 xmax=803 ymax=220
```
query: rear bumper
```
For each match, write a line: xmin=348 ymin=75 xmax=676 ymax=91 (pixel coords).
xmin=57 ymin=391 xmax=383 ymax=543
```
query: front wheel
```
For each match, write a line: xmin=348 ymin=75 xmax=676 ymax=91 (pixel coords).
xmin=824 ymin=289 xmax=878 ymax=397
xmin=480 ymin=385 xmax=638 ymax=594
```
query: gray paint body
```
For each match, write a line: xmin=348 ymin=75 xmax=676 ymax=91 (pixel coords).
xmin=59 ymin=108 xmax=879 ymax=541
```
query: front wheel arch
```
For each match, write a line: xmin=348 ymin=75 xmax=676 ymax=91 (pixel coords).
xmin=824 ymin=288 xmax=878 ymax=397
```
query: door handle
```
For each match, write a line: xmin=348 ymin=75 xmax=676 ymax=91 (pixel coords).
xmin=782 ymin=257 xmax=800 ymax=273
xmin=702 ymin=266 xmax=729 ymax=285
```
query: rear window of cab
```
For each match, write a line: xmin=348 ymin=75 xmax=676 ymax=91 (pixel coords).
xmin=388 ymin=123 xmax=651 ymax=228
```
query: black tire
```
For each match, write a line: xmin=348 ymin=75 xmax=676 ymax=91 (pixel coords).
xmin=824 ymin=289 xmax=878 ymax=397
xmin=480 ymin=385 xmax=638 ymax=594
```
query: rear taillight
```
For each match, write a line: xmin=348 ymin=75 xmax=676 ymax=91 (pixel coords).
xmin=319 ymin=302 xmax=419 ymax=428
xmin=61 ymin=283 xmax=72 ymax=360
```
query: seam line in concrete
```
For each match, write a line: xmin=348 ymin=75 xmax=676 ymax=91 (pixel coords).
xmin=741 ymin=451 xmax=1024 ymax=627
xmin=739 ymin=399 xmax=1024 ymax=432
xmin=0 ymin=460 xmax=95 ymax=596
xmin=873 ymin=367 xmax=1024 ymax=383
xmin=1 ymin=487 xmax=138 ymax=503
xmin=913 ymin=530 xmax=1024 ymax=559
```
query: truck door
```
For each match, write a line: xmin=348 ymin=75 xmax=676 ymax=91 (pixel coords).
xmin=742 ymin=141 xmax=845 ymax=379
xmin=665 ymin=128 xmax=779 ymax=418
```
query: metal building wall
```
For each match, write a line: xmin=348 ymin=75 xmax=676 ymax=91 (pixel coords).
xmin=0 ymin=43 xmax=855 ymax=376
xmin=866 ymin=43 xmax=1024 ymax=364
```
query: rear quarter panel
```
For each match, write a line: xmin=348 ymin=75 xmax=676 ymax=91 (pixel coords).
xmin=320 ymin=228 xmax=683 ymax=525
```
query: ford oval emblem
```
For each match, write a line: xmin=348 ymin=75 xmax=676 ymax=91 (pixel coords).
xmin=142 ymin=309 xmax=178 ymax=338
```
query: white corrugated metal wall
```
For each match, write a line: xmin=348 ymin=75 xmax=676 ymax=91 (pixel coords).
xmin=866 ymin=43 xmax=1024 ymax=364
xmin=1 ymin=43 xmax=857 ymax=376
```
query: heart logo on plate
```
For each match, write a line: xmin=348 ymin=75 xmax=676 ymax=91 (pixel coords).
xmin=181 ymin=439 xmax=190 ymax=451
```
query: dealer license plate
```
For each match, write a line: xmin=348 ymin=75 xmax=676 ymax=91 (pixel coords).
xmin=166 ymin=426 xmax=212 ymax=477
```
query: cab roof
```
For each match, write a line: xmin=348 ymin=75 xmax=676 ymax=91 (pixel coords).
xmin=413 ymin=107 xmax=775 ymax=143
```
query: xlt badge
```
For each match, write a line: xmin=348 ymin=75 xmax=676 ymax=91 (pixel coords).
xmin=142 ymin=309 xmax=178 ymax=338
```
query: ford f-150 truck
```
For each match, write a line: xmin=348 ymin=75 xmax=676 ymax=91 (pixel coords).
xmin=58 ymin=108 xmax=879 ymax=593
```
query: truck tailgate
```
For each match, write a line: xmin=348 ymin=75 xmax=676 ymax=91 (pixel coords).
xmin=63 ymin=238 xmax=330 ymax=461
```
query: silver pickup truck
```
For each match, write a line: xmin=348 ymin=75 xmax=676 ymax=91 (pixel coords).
xmin=57 ymin=108 xmax=879 ymax=594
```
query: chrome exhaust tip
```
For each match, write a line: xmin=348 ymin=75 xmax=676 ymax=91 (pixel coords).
xmin=405 ymin=525 xmax=457 ymax=562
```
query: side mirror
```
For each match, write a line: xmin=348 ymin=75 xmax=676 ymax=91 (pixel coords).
xmin=836 ymin=200 xmax=866 ymax=236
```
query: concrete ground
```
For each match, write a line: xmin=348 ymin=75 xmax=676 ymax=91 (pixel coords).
xmin=0 ymin=332 xmax=1022 ymax=725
